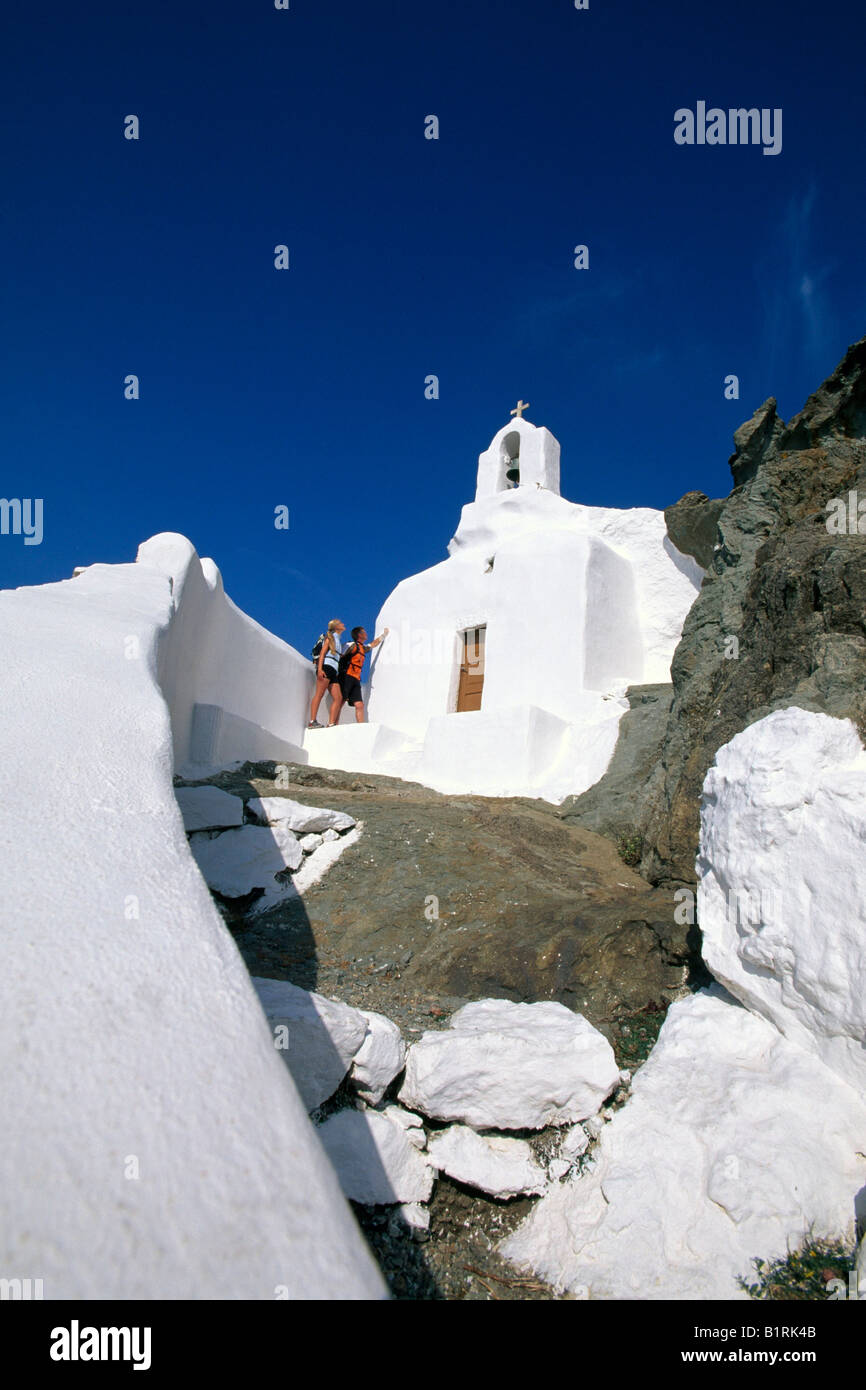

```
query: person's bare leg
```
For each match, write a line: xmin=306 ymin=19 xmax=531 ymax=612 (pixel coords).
xmin=354 ymin=701 xmax=365 ymax=724
xmin=309 ymin=674 xmax=328 ymax=723
xmin=328 ymin=683 xmax=343 ymax=725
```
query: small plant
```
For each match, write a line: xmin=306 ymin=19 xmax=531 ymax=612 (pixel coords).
xmin=738 ymin=1236 xmax=856 ymax=1300
xmin=613 ymin=1000 xmax=668 ymax=1071
xmin=616 ymin=830 xmax=644 ymax=867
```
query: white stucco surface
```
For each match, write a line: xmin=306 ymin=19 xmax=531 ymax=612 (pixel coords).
xmin=698 ymin=707 xmax=866 ymax=1094
xmin=0 ymin=559 xmax=384 ymax=1299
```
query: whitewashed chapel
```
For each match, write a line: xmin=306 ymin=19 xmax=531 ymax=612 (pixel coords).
xmin=304 ymin=407 xmax=703 ymax=800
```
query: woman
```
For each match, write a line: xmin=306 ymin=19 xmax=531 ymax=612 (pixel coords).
xmin=308 ymin=619 xmax=345 ymax=729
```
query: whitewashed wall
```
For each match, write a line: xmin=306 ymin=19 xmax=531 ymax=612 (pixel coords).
xmin=0 ymin=551 xmax=385 ymax=1299
xmin=137 ymin=533 xmax=355 ymax=770
xmin=368 ymin=490 xmax=701 ymax=735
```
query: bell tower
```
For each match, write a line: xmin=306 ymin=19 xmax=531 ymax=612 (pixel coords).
xmin=474 ymin=407 xmax=561 ymax=501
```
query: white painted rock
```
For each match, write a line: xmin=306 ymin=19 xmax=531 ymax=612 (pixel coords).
xmin=270 ymin=822 xmax=305 ymax=872
xmin=697 ymin=708 xmax=866 ymax=1093
xmin=299 ymin=833 xmax=323 ymax=853
xmin=288 ymin=826 xmax=361 ymax=898
xmin=251 ymin=978 xmax=368 ymax=1111
xmin=397 ymin=1202 xmax=430 ymax=1232
xmin=378 ymin=1104 xmax=426 ymax=1149
xmin=548 ymin=1158 xmax=571 ymax=1181
xmin=189 ymin=824 xmax=302 ymax=897
xmin=316 ymin=1108 xmax=435 ymax=1205
xmin=175 ymin=785 xmax=243 ymax=832
xmin=502 ymin=988 xmax=866 ymax=1299
xmin=399 ymin=999 xmax=619 ymax=1130
xmin=350 ymin=1010 xmax=407 ymax=1105
xmin=248 ymin=796 xmax=355 ymax=835
xmin=427 ymin=1124 xmax=546 ymax=1198
xmin=560 ymin=1124 xmax=589 ymax=1161
xmin=322 ymin=828 xmax=340 ymax=842
xmin=379 ymin=1103 xmax=425 ymax=1131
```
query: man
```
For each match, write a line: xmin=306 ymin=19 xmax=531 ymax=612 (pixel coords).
xmin=339 ymin=625 xmax=389 ymax=723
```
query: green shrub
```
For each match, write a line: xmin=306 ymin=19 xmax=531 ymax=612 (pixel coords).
xmin=738 ymin=1236 xmax=856 ymax=1300
xmin=616 ymin=830 xmax=644 ymax=867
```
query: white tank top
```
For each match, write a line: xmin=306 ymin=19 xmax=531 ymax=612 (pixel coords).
xmin=323 ymin=634 xmax=342 ymax=669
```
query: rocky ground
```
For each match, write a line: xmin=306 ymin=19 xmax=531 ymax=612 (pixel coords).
xmin=183 ymin=759 xmax=704 ymax=1064
xmin=176 ymin=756 xmax=704 ymax=1299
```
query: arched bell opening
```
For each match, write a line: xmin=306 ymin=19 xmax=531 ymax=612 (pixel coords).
xmin=501 ymin=430 xmax=521 ymax=489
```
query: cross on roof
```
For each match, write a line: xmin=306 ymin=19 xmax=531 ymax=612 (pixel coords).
xmin=510 ymin=399 xmax=530 ymax=419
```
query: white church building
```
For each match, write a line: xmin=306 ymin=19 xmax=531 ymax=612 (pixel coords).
xmin=304 ymin=408 xmax=703 ymax=800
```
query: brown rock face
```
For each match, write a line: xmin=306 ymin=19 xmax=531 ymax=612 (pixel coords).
xmin=641 ymin=336 xmax=866 ymax=884
xmin=664 ymin=491 xmax=726 ymax=569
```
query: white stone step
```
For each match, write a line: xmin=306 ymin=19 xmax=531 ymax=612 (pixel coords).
xmin=302 ymin=721 xmax=416 ymax=774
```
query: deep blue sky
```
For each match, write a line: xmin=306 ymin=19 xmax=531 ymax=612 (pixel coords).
xmin=3 ymin=0 xmax=865 ymax=650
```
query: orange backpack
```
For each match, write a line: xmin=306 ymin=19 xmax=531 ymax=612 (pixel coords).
xmin=339 ymin=642 xmax=366 ymax=680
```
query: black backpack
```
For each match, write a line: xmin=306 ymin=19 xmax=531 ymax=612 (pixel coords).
xmin=338 ymin=642 xmax=359 ymax=679
xmin=311 ymin=633 xmax=326 ymax=662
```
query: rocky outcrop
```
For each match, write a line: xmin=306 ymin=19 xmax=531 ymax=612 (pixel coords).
xmin=663 ymin=491 xmax=726 ymax=569
xmin=644 ymin=335 xmax=866 ymax=883
xmin=558 ymin=683 xmax=674 ymax=842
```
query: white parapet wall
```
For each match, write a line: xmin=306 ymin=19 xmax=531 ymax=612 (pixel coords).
xmin=0 ymin=548 xmax=385 ymax=1299
xmin=136 ymin=532 xmax=320 ymax=770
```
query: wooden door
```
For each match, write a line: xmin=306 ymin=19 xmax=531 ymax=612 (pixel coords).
xmin=456 ymin=626 xmax=485 ymax=711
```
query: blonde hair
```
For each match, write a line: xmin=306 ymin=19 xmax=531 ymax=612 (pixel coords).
xmin=326 ymin=618 xmax=343 ymax=654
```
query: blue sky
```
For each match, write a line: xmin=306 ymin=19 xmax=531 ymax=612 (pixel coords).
xmin=3 ymin=0 xmax=865 ymax=651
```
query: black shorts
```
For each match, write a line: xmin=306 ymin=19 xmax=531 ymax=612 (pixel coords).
xmin=340 ymin=675 xmax=363 ymax=706
xmin=320 ymin=663 xmax=339 ymax=684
